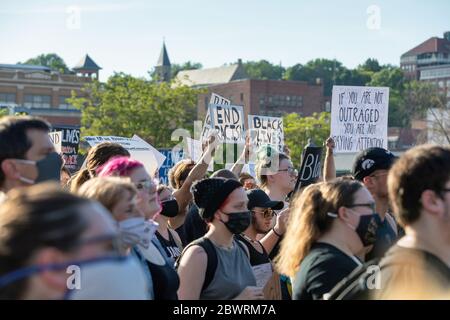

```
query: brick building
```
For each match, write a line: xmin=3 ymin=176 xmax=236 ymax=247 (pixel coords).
xmin=197 ymin=79 xmax=325 ymax=122
xmin=0 ymin=54 xmax=101 ymax=127
xmin=400 ymin=31 xmax=450 ymax=80
xmin=175 ymin=59 xmax=325 ymax=121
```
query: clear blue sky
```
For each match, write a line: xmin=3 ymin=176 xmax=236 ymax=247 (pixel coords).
xmin=1 ymin=0 xmax=449 ymax=81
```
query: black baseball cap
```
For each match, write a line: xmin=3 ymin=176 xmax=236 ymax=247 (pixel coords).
xmin=352 ymin=147 xmax=397 ymax=181
xmin=247 ymin=189 xmax=284 ymax=210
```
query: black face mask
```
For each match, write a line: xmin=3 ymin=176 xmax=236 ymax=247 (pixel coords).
xmin=355 ymin=214 xmax=379 ymax=247
xmin=35 ymin=152 xmax=63 ymax=183
xmin=220 ymin=211 xmax=252 ymax=234
xmin=159 ymin=199 xmax=179 ymax=218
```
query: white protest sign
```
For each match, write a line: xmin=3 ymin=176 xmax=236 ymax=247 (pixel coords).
xmin=248 ymin=115 xmax=284 ymax=152
xmin=48 ymin=131 xmax=62 ymax=154
xmin=83 ymin=135 xmax=166 ymax=177
xmin=330 ymin=85 xmax=389 ymax=153
xmin=185 ymin=137 xmax=214 ymax=172
xmin=209 ymin=104 xmax=245 ymax=144
xmin=210 ymin=93 xmax=230 ymax=106
xmin=201 ymin=93 xmax=231 ymax=143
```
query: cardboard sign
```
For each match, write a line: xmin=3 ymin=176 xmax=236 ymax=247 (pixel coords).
xmin=201 ymin=93 xmax=231 ymax=143
xmin=248 ymin=115 xmax=284 ymax=152
xmin=294 ymin=145 xmax=322 ymax=192
xmin=185 ymin=137 xmax=213 ymax=172
xmin=330 ymin=85 xmax=389 ymax=153
xmin=210 ymin=93 xmax=230 ymax=106
xmin=52 ymin=126 xmax=81 ymax=172
xmin=83 ymin=135 xmax=166 ymax=177
xmin=263 ymin=272 xmax=282 ymax=300
xmin=209 ymin=104 xmax=245 ymax=143
xmin=158 ymin=148 xmax=184 ymax=185
xmin=48 ymin=131 xmax=62 ymax=154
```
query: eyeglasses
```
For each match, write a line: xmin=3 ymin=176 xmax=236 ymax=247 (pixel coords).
xmin=135 ymin=180 xmax=155 ymax=191
xmin=346 ymin=202 xmax=376 ymax=214
xmin=252 ymin=208 xmax=276 ymax=219
xmin=278 ymin=167 xmax=298 ymax=176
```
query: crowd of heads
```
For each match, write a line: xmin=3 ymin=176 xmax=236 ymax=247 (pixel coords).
xmin=0 ymin=115 xmax=449 ymax=300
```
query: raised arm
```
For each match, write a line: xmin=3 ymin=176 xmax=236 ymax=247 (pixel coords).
xmin=323 ymin=137 xmax=336 ymax=182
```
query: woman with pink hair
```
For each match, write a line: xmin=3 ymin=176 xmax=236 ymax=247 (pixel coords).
xmin=98 ymin=157 xmax=179 ymax=300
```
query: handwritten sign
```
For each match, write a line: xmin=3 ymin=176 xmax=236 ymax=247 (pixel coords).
xmin=158 ymin=148 xmax=184 ymax=185
xmin=248 ymin=115 xmax=284 ymax=152
xmin=83 ymin=135 xmax=166 ymax=177
xmin=48 ymin=131 xmax=62 ymax=154
xmin=52 ymin=126 xmax=81 ymax=172
xmin=294 ymin=145 xmax=322 ymax=192
xmin=185 ymin=137 xmax=214 ymax=172
xmin=263 ymin=272 xmax=282 ymax=300
xmin=201 ymin=93 xmax=231 ymax=143
xmin=330 ymin=86 xmax=389 ymax=153
xmin=209 ymin=104 xmax=245 ymax=143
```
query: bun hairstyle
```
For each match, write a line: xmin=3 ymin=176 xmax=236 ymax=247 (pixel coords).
xmin=191 ymin=178 xmax=242 ymax=222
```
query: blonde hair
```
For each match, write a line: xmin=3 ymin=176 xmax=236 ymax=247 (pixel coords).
xmin=274 ymin=179 xmax=364 ymax=278
xmin=77 ymin=177 xmax=137 ymax=216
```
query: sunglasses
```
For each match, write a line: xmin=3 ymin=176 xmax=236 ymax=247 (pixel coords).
xmin=252 ymin=208 xmax=276 ymax=219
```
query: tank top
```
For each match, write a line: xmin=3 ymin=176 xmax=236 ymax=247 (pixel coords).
xmin=134 ymin=237 xmax=180 ymax=300
xmin=200 ymin=239 xmax=257 ymax=300
xmin=155 ymin=230 xmax=182 ymax=261
xmin=235 ymin=234 xmax=271 ymax=266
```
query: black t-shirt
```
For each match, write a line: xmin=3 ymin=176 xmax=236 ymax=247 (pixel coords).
xmin=366 ymin=214 xmax=399 ymax=260
xmin=181 ymin=204 xmax=208 ymax=246
xmin=236 ymin=234 xmax=271 ymax=266
xmin=293 ymin=242 xmax=361 ymax=300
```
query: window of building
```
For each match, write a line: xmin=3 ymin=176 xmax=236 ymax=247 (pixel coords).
xmin=0 ymin=93 xmax=16 ymax=104
xmin=24 ymin=94 xmax=51 ymax=108
xmin=240 ymin=93 xmax=244 ymax=102
xmin=439 ymin=81 xmax=445 ymax=88
xmin=59 ymin=96 xmax=76 ymax=109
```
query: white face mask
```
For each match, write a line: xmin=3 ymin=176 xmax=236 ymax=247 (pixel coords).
xmin=118 ymin=217 xmax=159 ymax=248
xmin=65 ymin=255 xmax=150 ymax=300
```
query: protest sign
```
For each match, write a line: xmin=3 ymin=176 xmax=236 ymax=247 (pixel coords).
xmin=293 ymin=143 xmax=323 ymax=193
xmin=201 ymin=93 xmax=231 ymax=143
xmin=330 ymin=85 xmax=389 ymax=153
xmin=248 ymin=115 xmax=284 ymax=152
xmin=263 ymin=272 xmax=282 ymax=300
xmin=209 ymin=104 xmax=245 ymax=143
xmin=83 ymin=135 xmax=166 ymax=177
xmin=186 ymin=137 xmax=213 ymax=171
xmin=52 ymin=126 xmax=80 ymax=172
xmin=48 ymin=131 xmax=62 ymax=154
xmin=158 ymin=148 xmax=184 ymax=185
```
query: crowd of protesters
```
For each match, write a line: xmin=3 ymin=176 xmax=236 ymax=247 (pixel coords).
xmin=0 ymin=115 xmax=449 ymax=300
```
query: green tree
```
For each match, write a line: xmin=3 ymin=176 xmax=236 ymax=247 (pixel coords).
xmin=358 ymin=58 xmax=382 ymax=73
xmin=283 ymin=112 xmax=330 ymax=166
xmin=369 ymin=66 xmax=408 ymax=127
xmin=68 ymin=73 xmax=203 ymax=147
xmin=19 ymin=53 xmax=70 ymax=74
xmin=243 ymin=60 xmax=285 ymax=80
xmin=284 ymin=59 xmax=369 ymax=96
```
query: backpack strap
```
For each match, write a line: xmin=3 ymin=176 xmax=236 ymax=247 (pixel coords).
xmin=175 ymin=237 xmax=218 ymax=292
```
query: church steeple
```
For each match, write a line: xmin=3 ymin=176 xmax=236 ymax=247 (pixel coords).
xmin=155 ymin=41 xmax=171 ymax=82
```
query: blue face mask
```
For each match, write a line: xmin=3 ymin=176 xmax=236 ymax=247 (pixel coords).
xmin=0 ymin=255 xmax=150 ymax=300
